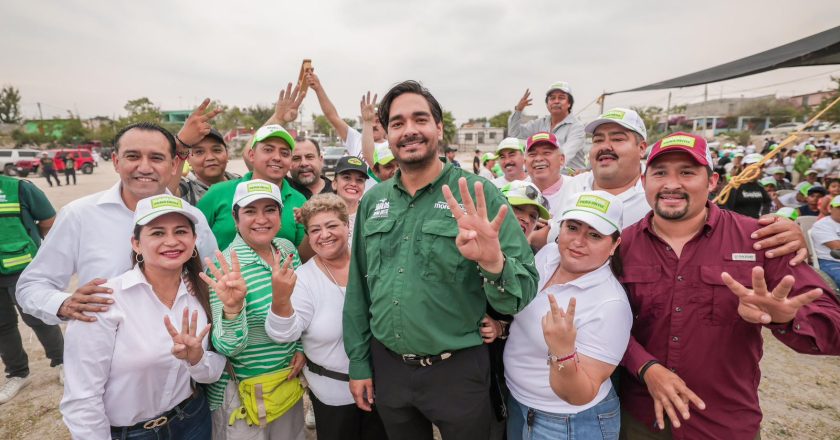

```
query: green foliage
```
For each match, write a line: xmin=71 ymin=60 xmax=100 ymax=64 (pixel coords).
xmin=489 ymin=111 xmax=511 ymax=133
xmin=313 ymin=114 xmax=333 ymax=135
xmin=10 ymin=128 xmax=49 ymax=147
xmin=58 ymin=119 xmax=90 ymax=144
xmin=122 ymin=97 xmax=162 ymax=124
xmin=246 ymin=105 xmax=274 ymax=125
xmin=631 ymin=106 xmax=664 ymax=137
xmin=442 ymin=110 xmax=457 ymax=145
xmin=813 ymin=76 xmax=840 ymax=123
xmin=721 ymin=130 xmax=752 ymax=146
xmin=343 ymin=118 xmax=357 ymax=129
xmin=0 ymin=86 xmax=22 ymax=123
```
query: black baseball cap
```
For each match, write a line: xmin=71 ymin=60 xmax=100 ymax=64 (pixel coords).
xmin=808 ymin=185 xmax=828 ymax=196
xmin=204 ymin=128 xmax=227 ymax=147
xmin=335 ymin=156 xmax=369 ymax=178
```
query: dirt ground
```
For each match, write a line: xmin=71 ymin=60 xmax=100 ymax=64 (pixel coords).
xmin=1 ymin=158 xmax=839 ymax=439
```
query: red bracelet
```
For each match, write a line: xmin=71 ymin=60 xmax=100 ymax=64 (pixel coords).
xmin=547 ymin=349 xmax=578 ymax=371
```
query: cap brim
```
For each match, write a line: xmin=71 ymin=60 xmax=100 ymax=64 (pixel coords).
xmin=336 ymin=168 xmax=370 ymax=179
xmin=136 ymin=209 xmax=200 ymax=226
xmin=526 ymin=141 xmax=559 ymax=151
xmin=648 ymin=148 xmax=710 ymax=169
xmin=253 ymin=131 xmax=295 ymax=150
xmin=234 ymin=193 xmax=283 ymax=208
xmin=560 ymin=209 xmax=618 ymax=235
xmin=585 ymin=118 xmax=644 ymax=137
xmin=508 ymin=197 xmax=550 ymax=220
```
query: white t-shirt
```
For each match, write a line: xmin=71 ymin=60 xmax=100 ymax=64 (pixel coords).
xmin=492 ymin=174 xmax=531 ymax=189
xmin=342 ymin=127 xmax=388 ymax=162
xmin=810 ymin=216 xmax=840 ymax=261
xmin=478 ymin=167 xmax=495 ymax=180
xmin=504 ymin=245 xmax=632 ymax=414
xmin=265 ymin=259 xmax=353 ymax=406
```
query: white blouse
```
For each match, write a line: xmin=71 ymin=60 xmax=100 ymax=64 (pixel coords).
xmin=60 ymin=266 xmax=225 ymax=439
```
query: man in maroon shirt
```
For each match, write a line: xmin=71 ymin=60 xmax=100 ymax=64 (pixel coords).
xmin=619 ymin=132 xmax=840 ymax=440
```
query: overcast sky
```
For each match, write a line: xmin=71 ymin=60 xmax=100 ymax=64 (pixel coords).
xmin=3 ymin=0 xmax=839 ymax=125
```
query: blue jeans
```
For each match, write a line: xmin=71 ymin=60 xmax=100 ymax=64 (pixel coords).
xmin=111 ymin=387 xmax=211 ymax=440
xmin=507 ymin=387 xmax=620 ymax=440
xmin=818 ymin=259 xmax=840 ymax=288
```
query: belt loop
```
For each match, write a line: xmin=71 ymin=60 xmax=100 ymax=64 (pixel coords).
xmin=120 ymin=427 xmax=128 ymax=440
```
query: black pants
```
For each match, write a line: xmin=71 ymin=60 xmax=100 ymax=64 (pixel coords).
xmin=310 ymin=389 xmax=388 ymax=440
xmin=43 ymin=168 xmax=60 ymax=186
xmin=65 ymin=168 xmax=76 ymax=185
xmin=0 ymin=276 xmax=64 ymax=378
xmin=371 ymin=339 xmax=492 ymax=440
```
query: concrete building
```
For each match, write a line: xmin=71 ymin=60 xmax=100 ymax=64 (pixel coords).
xmin=456 ymin=122 xmax=504 ymax=152
xmin=788 ymin=90 xmax=834 ymax=110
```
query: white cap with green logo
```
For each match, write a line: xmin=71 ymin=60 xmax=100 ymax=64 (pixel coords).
xmin=495 ymin=137 xmax=524 ymax=154
xmin=501 ymin=180 xmax=550 ymax=220
xmin=584 ymin=107 xmax=647 ymax=140
xmin=233 ymin=179 xmax=283 ymax=208
xmin=133 ymin=195 xmax=202 ymax=226
xmin=373 ymin=143 xmax=395 ymax=166
xmin=560 ymin=191 xmax=624 ymax=235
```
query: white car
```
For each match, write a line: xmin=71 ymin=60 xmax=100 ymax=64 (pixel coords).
xmin=762 ymin=122 xmax=805 ymax=137
xmin=0 ymin=149 xmax=40 ymax=175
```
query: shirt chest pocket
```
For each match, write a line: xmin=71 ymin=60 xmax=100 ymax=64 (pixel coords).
xmin=418 ymin=219 xmax=464 ymax=282
xmin=699 ymin=265 xmax=753 ymax=326
xmin=622 ymin=266 xmax=667 ymax=318
xmin=363 ymin=219 xmax=396 ymax=277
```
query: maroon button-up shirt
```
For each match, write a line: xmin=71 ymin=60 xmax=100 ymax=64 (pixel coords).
xmin=619 ymin=203 xmax=840 ymax=440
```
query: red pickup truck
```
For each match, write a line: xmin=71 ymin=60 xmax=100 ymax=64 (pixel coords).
xmin=15 ymin=149 xmax=96 ymax=177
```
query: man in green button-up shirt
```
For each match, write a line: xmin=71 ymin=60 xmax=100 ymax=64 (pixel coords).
xmin=343 ymin=80 xmax=538 ymax=440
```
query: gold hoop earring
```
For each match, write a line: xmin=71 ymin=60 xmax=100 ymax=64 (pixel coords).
xmin=135 ymin=254 xmax=144 ymax=263
xmin=192 ymin=248 xmax=198 ymax=258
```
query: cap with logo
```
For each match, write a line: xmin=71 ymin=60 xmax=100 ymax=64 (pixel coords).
xmin=797 ymin=182 xmax=813 ymax=196
xmin=560 ymin=191 xmax=624 ymax=235
xmin=233 ymin=179 xmax=283 ymax=208
xmin=804 ymin=144 xmax=817 ymax=152
xmin=373 ymin=143 xmax=395 ymax=166
xmin=133 ymin=195 xmax=201 ymax=226
xmin=335 ymin=156 xmax=370 ymax=179
xmin=805 ymin=169 xmax=819 ymax=176
xmin=481 ymin=152 xmax=497 ymax=164
xmin=768 ymin=166 xmax=785 ymax=175
xmin=743 ymin=153 xmax=763 ymax=165
xmin=526 ymin=132 xmax=560 ymax=152
xmin=546 ymin=81 xmax=573 ymax=98
xmin=733 ymin=152 xmax=745 ymax=158
xmin=496 ymin=137 xmax=524 ymax=154
xmin=831 ymin=195 xmax=840 ymax=208
xmin=647 ymin=132 xmax=713 ymax=170
xmin=252 ymin=124 xmax=296 ymax=150
xmin=759 ymin=176 xmax=777 ymax=187
xmin=774 ymin=206 xmax=799 ymax=221
xmin=584 ymin=108 xmax=647 ymax=140
xmin=501 ymin=180 xmax=550 ymax=220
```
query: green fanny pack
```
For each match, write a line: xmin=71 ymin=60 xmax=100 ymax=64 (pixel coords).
xmin=227 ymin=367 xmax=304 ymax=427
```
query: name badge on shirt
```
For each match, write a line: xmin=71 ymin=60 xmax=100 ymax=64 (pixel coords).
xmin=732 ymin=253 xmax=756 ymax=262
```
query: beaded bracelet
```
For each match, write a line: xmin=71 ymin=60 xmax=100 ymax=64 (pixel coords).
xmin=547 ymin=349 xmax=578 ymax=371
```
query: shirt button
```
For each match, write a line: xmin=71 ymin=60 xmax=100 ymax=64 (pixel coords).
xmin=398 ymin=268 xmax=404 ymax=273
xmin=672 ymin=336 xmax=679 ymax=342
xmin=795 ymin=324 xmax=801 ymax=330
xmin=404 ymin=235 xmax=409 ymax=241
xmin=393 ymin=300 xmax=399 ymax=305
xmin=665 ymin=246 xmax=672 ymax=251
xmin=677 ymin=275 xmax=684 ymax=282
xmin=409 ymin=203 xmax=415 ymax=208
xmin=675 ymin=307 xmax=682 ymax=312
xmin=395 ymin=333 xmax=401 ymax=339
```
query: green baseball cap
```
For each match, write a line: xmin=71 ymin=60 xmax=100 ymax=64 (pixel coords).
xmin=804 ymin=144 xmax=817 ymax=152
xmin=774 ymin=207 xmax=799 ymax=221
xmin=798 ymin=182 xmax=813 ymax=197
xmin=482 ymin=152 xmax=497 ymax=164
xmin=501 ymin=181 xmax=550 ymax=220
xmin=252 ymin=124 xmax=295 ymax=150
xmin=759 ymin=177 xmax=777 ymax=187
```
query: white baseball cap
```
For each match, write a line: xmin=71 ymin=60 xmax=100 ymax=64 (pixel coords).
xmin=560 ymin=191 xmax=624 ymax=235
xmin=233 ymin=179 xmax=283 ymax=208
xmin=546 ymin=81 xmax=573 ymax=98
xmin=585 ymin=108 xmax=647 ymax=140
xmin=252 ymin=124 xmax=296 ymax=150
xmin=495 ymin=137 xmax=524 ymax=154
xmin=133 ymin=195 xmax=202 ymax=226
xmin=743 ymin=153 xmax=763 ymax=165
xmin=373 ymin=143 xmax=395 ymax=166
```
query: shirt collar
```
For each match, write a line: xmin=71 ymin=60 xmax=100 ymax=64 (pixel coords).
xmin=539 ymin=245 xmax=613 ymax=291
xmin=228 ymin=233 xmax=287 ymax=268
xmin=542 ymin=175 xmax=565 ymax=196
xmin=97 ymin=181 xmax=174 ymax=209
xmin=550 ymin=113 xmax=577 ymax=131
xmin=120 ymin=264 xmax=189 ymax=300
xmin=393 ymin=158 xmax=452 ymax=194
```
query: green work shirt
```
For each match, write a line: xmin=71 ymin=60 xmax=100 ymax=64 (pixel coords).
xmin=343 ymin=161 xmax=538 ymax=380
xmin=793 ymin=154 xmax=813 ymax=174
xmin=0 ymin=177 xmax=55 ymax=246
xmin=197 ymin=171 xmax=307 ymax=250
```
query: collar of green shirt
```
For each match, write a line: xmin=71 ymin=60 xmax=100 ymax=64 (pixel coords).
xmin=227 ymin=233 xmax=290 ymax=269
xmin=391 ymin=158 xmax=451 ymax=194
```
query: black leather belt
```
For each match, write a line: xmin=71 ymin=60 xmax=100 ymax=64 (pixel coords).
xmin=110 ymin=391 xmax=197 ymax=433
xmin=305 ymin=356 xmax=350 ymax=382
xmin=387 ymin=348 xmax=454 ymax=367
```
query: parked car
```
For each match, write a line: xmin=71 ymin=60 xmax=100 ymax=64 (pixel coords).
xmin=322 ymin=146 xmax=348 ymax=173
xmin=0 ymin=149 xmax=41 ymax=175
xmin=762 ymin=122 xmax=805 ymax=137
xmin=15 ymin=149 xmax=96 ymax=177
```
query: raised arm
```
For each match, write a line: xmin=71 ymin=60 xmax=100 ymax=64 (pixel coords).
xmin=306 ymin=72 xmax=350 ymax=142
xmin=360 ymin=92 xmax=378 ymax=168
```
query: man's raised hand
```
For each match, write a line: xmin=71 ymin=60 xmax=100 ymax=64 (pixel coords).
xmin=441 ymin=178 xmax=507 ymax=273
xmin=515 ymin=89 xmax=532 ymax=112
xmin=178 ymin=98 xmax=223 ymax=146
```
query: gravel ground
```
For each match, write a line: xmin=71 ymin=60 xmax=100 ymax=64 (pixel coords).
xmin=1 ymin=158 xmax=838 ymax=439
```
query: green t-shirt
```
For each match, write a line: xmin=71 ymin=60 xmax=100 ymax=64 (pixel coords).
xmin=197 ymin=172 xmax=307 ymax=251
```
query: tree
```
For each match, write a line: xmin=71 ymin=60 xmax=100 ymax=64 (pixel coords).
xmin=442 ymin=111 xmax=457 ymax=146
xmin=0 ymin=85 xmax=22 ymax=123
xmin=313 ymin=114 xmax=333 ymax=136
xmin=814 ymin=76 xmax=840 ymax=124
xmin=631 ymin=106 xmax=664 ymax=136
xmin=342 ymin=118 xmax=357 ymax=129
xmin=59 ymin=118 xmax=91 ymax=144
xmin=246 ymin=105 xmax=274 ymax=125
xmin=489 ymin=111 xmax=511 ymax=134
xmin=123 ymin=97 xmax=162 ymax=124
xmin=740 ymin=98 xmax=800 ymax=124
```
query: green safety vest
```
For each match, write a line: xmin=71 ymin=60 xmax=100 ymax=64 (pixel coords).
xmin=0 ymin=178 xmax=38 ymax=275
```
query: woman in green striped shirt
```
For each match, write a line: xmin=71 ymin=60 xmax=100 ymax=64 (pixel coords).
xmin=206 ymin=179 xmax=306 ymax=440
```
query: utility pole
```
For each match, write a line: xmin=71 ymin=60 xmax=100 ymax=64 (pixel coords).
xmin=664 ymin=91 xmax=672 ymax=133
xmin=37 ymin=102 xmax=44 ymax=120
xmin=702 ymin=84 xmax=708 ymax=138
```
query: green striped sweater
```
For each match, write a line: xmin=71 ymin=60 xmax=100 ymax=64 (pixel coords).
xmin=207 ymin=234 xmax=302 ymax=411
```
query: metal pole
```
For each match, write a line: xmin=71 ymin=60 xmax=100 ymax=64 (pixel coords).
xmin=37 ymin=102 xmax=43 ymax=120
xmin=664 ymin=91 xmax=672 ymax=134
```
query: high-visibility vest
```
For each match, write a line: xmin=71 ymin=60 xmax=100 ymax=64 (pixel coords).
xmin=0 ymin=177 xmax=39 ymax=275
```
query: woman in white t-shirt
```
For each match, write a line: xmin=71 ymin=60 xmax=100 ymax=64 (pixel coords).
xmin=504 ymin=191 xmax=632 ymax=440
xmin=265 ymin=194 xmax=387 ymax=440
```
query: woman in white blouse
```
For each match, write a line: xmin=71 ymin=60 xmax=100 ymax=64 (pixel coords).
xmin=61 ymin=195 xmax=228 ymax=440
xmin=265 ymin=194 xmax=387 ymax=440
xmin=504 ymin=191 xmax=633 ymax=440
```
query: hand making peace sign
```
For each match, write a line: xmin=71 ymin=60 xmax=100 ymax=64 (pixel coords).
xmin=442 ymin=178 xmax=508 ymax=273
xmin=164 ymin=307 xmax=211 ymax=366
xmin=199 ymin=250 xmax=247 ymax=315
xmin=271 ymin=253 xmax=297 ymax=303
xmin=542 ymin=295 xmax=577 ymax=356
xmin=177 ymin=98 xmax=223 ymax=147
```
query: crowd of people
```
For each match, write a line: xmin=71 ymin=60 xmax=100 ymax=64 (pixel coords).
xmin=1 ymin=74 xmax=839 ymax=440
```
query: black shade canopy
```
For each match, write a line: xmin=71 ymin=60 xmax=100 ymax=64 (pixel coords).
xmin=607 ymin=26 xmax=840 ymax=95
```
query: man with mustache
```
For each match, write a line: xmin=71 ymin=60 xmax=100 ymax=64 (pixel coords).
xmin=16 ymin=122 xmax=218 ymax=325
xmin=619 ymin=132 xmax=840 ymax=439
xmin=343 ymin=80 xmax=538 ymax=440
xmin=509 ymin=82 xmax=587 ymax=171
xmin=288 ymin=137 xmax=333 ymax=199
xmin=491 ymin=137 xmax=529 ymax=188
